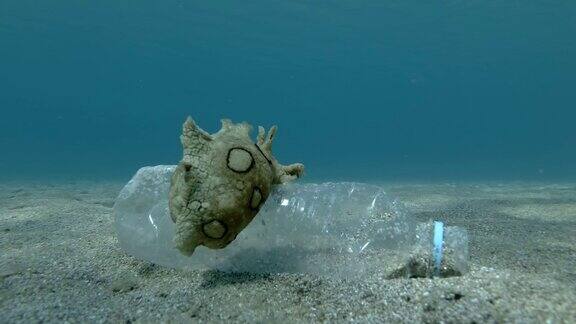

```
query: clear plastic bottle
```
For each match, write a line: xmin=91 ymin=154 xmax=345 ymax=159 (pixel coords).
xmin=114 ymin=166 xmax=469 ymax=278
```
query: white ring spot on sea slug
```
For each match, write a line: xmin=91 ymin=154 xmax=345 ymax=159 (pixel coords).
xmin=202 ymin=220 xmax=227 ymax=239
xmin=250 ymin=187 xmax=262 ymax=210
xmin=227 ymin=148 xmax=253 ymax=173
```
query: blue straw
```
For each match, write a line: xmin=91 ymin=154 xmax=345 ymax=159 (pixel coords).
xmin=433 ymin=221 xmax=444 ymax=277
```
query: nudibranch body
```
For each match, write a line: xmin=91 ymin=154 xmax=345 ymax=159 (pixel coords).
xmin=169 ymin=117 xmax=304 ymax=255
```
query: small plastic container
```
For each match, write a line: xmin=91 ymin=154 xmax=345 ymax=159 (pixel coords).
xmin=114 ymin=166 xmax=469 ymax=278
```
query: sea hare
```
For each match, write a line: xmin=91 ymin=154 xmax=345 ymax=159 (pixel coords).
xmin=169 ymin=117 xmax=305 ymax=255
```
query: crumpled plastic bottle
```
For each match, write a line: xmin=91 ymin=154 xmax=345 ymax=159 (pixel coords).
xmin=114 ymin=166 xmax=469 ymax=278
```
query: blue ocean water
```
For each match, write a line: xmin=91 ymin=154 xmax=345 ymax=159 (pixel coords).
xmin=1 ymin=1 xmax=575 ymax=181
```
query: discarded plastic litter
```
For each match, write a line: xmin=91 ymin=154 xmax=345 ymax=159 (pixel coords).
xmin=114 ymin=165 xmax=469 ymax=278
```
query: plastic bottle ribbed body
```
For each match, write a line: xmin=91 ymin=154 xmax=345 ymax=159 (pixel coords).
xmin=114 ymin=166 xmax=469 ymax=278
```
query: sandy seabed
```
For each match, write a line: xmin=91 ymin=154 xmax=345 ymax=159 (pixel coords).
xmin=1 ymin=180 xmax=575 ymax=323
